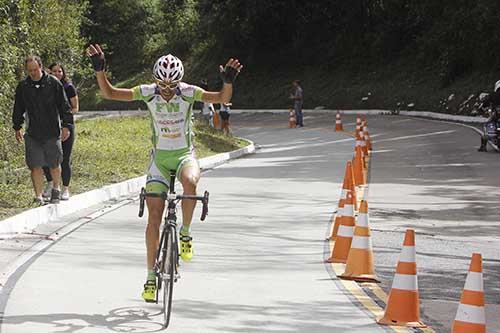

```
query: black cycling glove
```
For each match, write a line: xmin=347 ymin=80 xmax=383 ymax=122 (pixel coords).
xmin=90 ymin=53 xmax=106 ymax=72
xmin=220 ymin=65 xmax=239 ymax=84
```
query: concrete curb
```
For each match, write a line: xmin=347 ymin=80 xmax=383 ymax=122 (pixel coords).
xmin=0 ymin=141 xmax=255 ymax=239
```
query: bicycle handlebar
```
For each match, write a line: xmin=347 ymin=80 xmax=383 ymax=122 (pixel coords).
xmin=138 ymin=188 xmax=209 ymax=221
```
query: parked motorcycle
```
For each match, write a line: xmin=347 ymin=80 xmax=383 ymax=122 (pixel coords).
xmin=478 ymin=104 xmax=500 ymax=151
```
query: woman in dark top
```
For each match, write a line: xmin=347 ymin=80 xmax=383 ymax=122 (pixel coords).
xmin=43 ymin=63 xmax=79 ymax=200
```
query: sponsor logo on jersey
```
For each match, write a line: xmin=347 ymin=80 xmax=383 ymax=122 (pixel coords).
xmin=154 ymin=101 xmax=180 ymax=113
xmin=162 ymin=133 xmax=182 ymax=139
xmin=157 ymin=118 xmax=184 ymax=125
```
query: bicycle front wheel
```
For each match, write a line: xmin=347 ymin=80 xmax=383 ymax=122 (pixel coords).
xmin=162 ymin=226 xmax=176 ymax=327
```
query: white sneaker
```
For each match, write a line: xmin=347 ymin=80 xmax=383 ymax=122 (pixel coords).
xmin=61 ymin=189 xmax=70 ymax=200
xmin=42 ymin=184 xmax=53 ymax=199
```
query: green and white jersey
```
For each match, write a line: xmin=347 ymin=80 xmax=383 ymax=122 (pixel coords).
xmin=132 ymin=82 xmax=204 ymax=151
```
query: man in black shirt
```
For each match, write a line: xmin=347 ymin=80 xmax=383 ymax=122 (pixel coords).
xmin=12 ymin=56 xmax=73 ymax=205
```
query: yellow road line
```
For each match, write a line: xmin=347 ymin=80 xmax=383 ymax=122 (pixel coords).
xmin=328 ymin=245 xmax=411 ymax=333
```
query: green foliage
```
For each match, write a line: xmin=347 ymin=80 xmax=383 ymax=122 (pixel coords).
xmin=158 ymin=0 xmax=200 ymax=57
xmin=82 ymin=0 xmax=162 ymax=80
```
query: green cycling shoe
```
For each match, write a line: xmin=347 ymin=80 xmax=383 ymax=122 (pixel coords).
xmin=142 ymin=280 xmax=157 ymax=303
xmin=180 ymin=234 xmax=193 ymax=262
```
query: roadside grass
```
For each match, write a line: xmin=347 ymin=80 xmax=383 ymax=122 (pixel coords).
xmin=0 ymin=116 xmax=248 ymax=220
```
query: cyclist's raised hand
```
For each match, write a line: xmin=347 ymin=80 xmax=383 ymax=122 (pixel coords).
xmin=86 ymin=44 xmax=106 ymax=72
xmin=219 ymin=58 xmax=243 ymax=84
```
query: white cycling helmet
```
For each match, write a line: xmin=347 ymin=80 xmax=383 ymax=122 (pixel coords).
xmin=153 ymin=54 xmax=184 ymax=82
xmin=495 ymin=79 xmax=500 ymax=92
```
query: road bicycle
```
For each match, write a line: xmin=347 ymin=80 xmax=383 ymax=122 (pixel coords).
xmin=138 ymin=171 xmax=209 ymax=328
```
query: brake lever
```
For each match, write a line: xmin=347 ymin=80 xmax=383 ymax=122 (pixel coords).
xmin=138 ymin=188 xmax=146 ymax=217
xmin=200 ymin=191 xmax=209 ymax=221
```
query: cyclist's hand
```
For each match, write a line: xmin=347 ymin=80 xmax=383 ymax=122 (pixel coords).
xmin=15 ymin=130 xmax=23 ymax=143
xmin=219 ymin=58 xmax=243 ymax=84
xmin=86 ymin=44 xmax=106 ymax=72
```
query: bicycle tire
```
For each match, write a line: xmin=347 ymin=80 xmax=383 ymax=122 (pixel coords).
xmin=162 ymin=226 xmax=176 ymax=327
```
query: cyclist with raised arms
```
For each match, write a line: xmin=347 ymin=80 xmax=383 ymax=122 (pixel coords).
xmin=86 ymin=44 xmax=243 ymax=302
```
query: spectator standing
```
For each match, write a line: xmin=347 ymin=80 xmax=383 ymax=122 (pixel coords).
xmin=290 ymin=80 xmax=304 ymax=127
xmin=200 ymin=78 xmax=215 ymax=126
xmin=12 ymin=56 xmax=73 ymax=205
xmin=42 ymin=63 xmax=79 ymax=200
xmin=202 ymin=101 xmax=215 ymax=127
xmin=220 ymin=102 xmax=232 ymax=135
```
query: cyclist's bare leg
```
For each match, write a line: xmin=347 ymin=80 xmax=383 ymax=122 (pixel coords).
xmin=145 ymin=197 xmax=165 ymax=270
xmin=179 ymin=163 xmax=200 ymax=230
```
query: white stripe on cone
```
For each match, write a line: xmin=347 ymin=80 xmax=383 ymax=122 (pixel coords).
xmin=343 ymin=204 xmax=354 ymax=216
xmin=399 ymin=246 xmax=416 ymax=262
xmin=455 ymin=304 xmax=486 ymax=324
xmin=464 ymin=272 xmax=484 ymax=292
xmin=356 ymin=214 xmax=368 ymax=227
xmin=351 ymin=236 xmax=372 ymax=249
xmin=391 ymin=273 xmax=418 ymax=291
xmin=337 ymin=225 xmax=354 ymax=237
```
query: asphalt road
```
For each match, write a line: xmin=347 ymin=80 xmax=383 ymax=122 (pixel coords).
xmin=1 ymin=111 xmax=499 ymax=333
xmin=235 ymin=112 xmax=500 ymax=333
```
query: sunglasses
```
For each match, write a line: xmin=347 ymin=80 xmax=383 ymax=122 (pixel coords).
xmin=155 ymin=79 xmax=179 ymax=90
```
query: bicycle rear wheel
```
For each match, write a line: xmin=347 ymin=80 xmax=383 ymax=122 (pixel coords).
xmin=162 ymin=226 xmax=176 ymax=327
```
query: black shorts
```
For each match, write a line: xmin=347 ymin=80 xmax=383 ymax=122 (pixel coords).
xmin=219 ymin=111 xmax=230 ymax=121
xmin=25 ymin=135 xmax=63 ymax=169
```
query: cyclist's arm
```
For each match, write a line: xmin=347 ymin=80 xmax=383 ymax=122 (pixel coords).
xmin=95 ymin=71 xmax=134 ymax=101
xmin=200 ymin=58 xmax=242 ymax=104
xmin=87 ymin=44 xmax=133 ymax=101
xmin=201 ymin=83 xmax=233 ymax=104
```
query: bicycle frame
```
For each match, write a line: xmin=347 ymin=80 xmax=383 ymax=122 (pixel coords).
xmin=138 ymin=170 xmax=209 ymax=328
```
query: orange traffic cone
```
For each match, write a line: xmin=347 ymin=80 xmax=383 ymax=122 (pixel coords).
xmin=352 ymin=146 xmax=366 ymax=186
xmin=359 ymin=127 xmax=369 ymax=156
xmin=288 ymin=109 xmax=297 ymax=128
xmin=340 ymin=200 xmax=379 ymax=282
xmin=347 ymin=161 xmax=358 ymax=211
xmin=364 ymin=125 xmax=372 ymax=151
xmin=452 ymin=253 xmax=485 ymax=333
xmin=335 ymin=112 xmax=343 ymax=131
xmin=213 ymin=110 xmax=220 ymax=130
xmin=356 ymin=116 xmax=362 ymax=132
xmin=326 ymin=191 xmax=355 ymax=264
xmin=355 ymin=129 xmax=363 ymax=151
xmin=328 ymin=161 xmax=354 ymax=240
xmin=378 ymin=229 xmax=426 ymax=328
xmin=328 ymin=199 xmax=344 ymax=241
